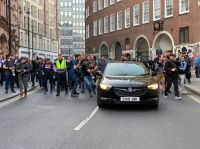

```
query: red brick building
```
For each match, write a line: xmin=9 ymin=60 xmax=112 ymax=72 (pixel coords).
xmin=85 ymin=0 xmax=200 ymax=60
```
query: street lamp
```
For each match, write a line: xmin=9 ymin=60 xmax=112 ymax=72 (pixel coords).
xmin=26 ymin=11 xmax=30 ymax=58
xmin=58 ymin=23 xmax=62 ymax=54
xmin=68 ymin=43 xmax=71 ymax=56
xmin=8 ymin=0 xmax=12 ymax=54
xmin=31 ymin=25 xmax=36 ymax=60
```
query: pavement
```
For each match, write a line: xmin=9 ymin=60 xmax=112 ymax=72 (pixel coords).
xmin=0 ymin=82 xmax=38 ymax=103
xmin=0 ymin=89 xmax=200 ymax=149
xmin=185 ymin=77 xmax=200 ymax=96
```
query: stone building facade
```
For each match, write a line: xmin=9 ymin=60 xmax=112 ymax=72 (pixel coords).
xmin=0 ymin=0 xmax=19 ymax=55
xmin=18 ymin=0 xmax=58 ymax=60
xmin=85 ymin=0 xmax=200 ymax=60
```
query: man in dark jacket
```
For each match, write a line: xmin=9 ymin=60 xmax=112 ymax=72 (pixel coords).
xmin=3 ymin=55 xmax=16 ymax=94
xmin=43 ymin=58 xmax=55 ymax=94
xmin=16 ymin=57 xmax=30 ymax=99
xmin=164 ymin=54 xmax=181 ymax=100
xmin=185 ymin=54 xmax=192 ymax=84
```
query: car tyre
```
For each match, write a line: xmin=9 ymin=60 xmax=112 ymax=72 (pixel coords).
xmin=97 ymin=94 xmax=105 ymax=108
xmin=151 ymin=104 xmax=158 ymax=109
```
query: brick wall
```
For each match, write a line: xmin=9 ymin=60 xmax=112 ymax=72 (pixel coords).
xmin=85 ymin=0 xmax=200 ymax=58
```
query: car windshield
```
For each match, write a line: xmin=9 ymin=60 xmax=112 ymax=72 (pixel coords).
xmin=104 ymin=63 xmax=149 ymax=76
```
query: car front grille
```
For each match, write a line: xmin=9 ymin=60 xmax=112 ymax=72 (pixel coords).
xmin=113 ymin=87 xmax=147 ymax=97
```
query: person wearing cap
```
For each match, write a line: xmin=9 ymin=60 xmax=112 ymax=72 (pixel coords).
xmin=54 ymin=54 xmax=68 ymax=96
xmin=16 ymin=57 xmax=30 ymax=99
xmin=43 ymin=58 xmax=55 ymax=94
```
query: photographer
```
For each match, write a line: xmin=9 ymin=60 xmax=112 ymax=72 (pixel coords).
xmin=83 ymin=56 xmax=98 ymax=97
xmin=16 ymin=57 xmax=30 ymax=99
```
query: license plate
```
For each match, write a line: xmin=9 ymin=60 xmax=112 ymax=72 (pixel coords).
xmin=120 ymin=97 xmax=140 ymax=102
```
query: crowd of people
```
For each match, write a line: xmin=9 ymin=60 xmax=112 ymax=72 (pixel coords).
xmin=0 ymin=53 xmax=107 ymax=99
xmin=122 ymin=51 xmax=193 ymax=100
xmin=0 ymin=51 xmax=198 ymax=100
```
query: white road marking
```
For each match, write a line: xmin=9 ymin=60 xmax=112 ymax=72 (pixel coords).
xmin=0 ymin=88 xmax=38 ymax=108
xmin=188 ymin=95 xmax=200 ymax=104
xmin=74 ymin=106 xmax=99 ymax=131
xmin=183 ymin=89 xmax=200 ymax=104
xmin=0 ymin=97 xmax=19 ymax=108
xmin=182 ymin=90 xmax=187 ymax=94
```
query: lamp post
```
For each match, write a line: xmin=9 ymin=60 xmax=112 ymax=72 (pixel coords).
xmin=68 ymin=43 xmax=71 ymax=56
xmin=26 ymin=11 xmax=30 ymax=58
xmin=8 ymin=0 xmax=12 ymax=54
xmin=58 ymin=23 xmax=62 ymax=54
xmin=31 ymin=25 xmax=35 ymax=60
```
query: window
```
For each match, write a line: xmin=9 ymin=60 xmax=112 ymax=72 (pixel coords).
xmin=179 ymin=27 xmax=189 ymax=43
xmin=153 ymin=0 xmax=161 ymax=21
xmin=117 ymin=11 xmax=122 ymax=30
xmin=98 ymin=0 xmax=103 ymax=10
xmin=125 ymin=8 xmax=130 ymax=28
xmin=93 ymin=1 xmax=97 ymax=12
xmin=31 ymin=5 xmax=37 ymax=18
xmin=61 ymin=11 xmax=63 ymax=16
xmin=179 ymin=0 xmax=189 ymax=14
xmin=165 ymin=0 xmax=173 ymax=17
xmin=143 ymin=1 xmax=149 ymax=24
xmin=133 ymin=4 xmax=140 ymax=26
xmin=20 ymin=32 xmax=24 ymax=46
xmin=93 ymin=20 xmax=97 ymax=36
xmin=110 ymin=0 xmax=115 ymax=5
xmin=104 ymin=0 xmax=108 ymax=8
xmin=104 ymin=16 xmax=109 ymax=33
xmin=86 ymin=7 xmax=88 ymax=17
xmin=98 ymin=18 xmax=103 ymax=35
xmin=110 ymin=13 xmax=115 ymax=32
xmin=61 ymin=1 xmax=64 ymax=6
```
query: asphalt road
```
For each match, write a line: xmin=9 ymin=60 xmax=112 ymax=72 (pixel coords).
xmin=0 ymin=88 xmax=200 ymax=149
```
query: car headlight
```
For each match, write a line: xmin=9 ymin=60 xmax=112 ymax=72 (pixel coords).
xmin=148 ymin=84 xmax=159 ymax=90
xmin=100 ymin=83 xmax=112 ymax=90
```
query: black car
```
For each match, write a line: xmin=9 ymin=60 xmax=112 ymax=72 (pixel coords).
xmin=97 ymin=62 xmax=159 ymax=108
